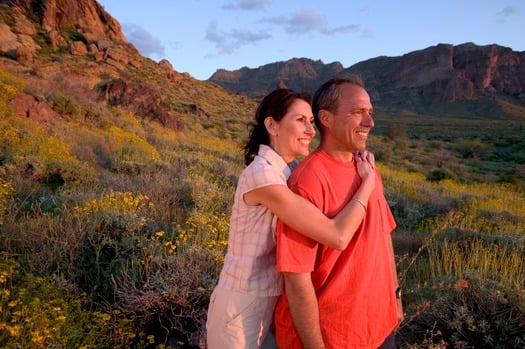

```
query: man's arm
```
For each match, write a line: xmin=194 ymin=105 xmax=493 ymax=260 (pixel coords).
xmin=283 ymin=272 xmax=325 ymax=349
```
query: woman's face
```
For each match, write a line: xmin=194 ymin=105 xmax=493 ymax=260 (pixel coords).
xmin=268 ymin=99 xmax=316 ymax=163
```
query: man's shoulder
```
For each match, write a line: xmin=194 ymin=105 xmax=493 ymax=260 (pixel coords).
xmin=291 ymin=150 xmax=326 ymax=178
xmin=294 ymin=150 xmax=325 ymax=170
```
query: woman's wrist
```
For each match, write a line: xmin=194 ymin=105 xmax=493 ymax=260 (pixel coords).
xmin=361 ymin=175 xmax=375 ymax=191
xmin=353 ymin=197 xmax=367 ymax=211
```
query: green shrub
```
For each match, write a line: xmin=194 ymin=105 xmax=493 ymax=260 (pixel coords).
xmin=384 ymin=121 xmax=408 ymax=141
xmin=398 ymin=275 xmax=525 ymax=349
xmin=455 ymin=138 xmax=492 ymax=159
xmin=48 ymin=90 xmax=86 ymax=118
xmin=73 ymin=191 xmax=154 ymax=300
xmin=427 ymin=168 xmax=456 ymax=182
xmin=426 ymin=237 xmax=524 ymax=289
xmin=115 ymin=245 xmax=222 ymax=347
xmin=103 ymin=126 xmax=161 ymax=172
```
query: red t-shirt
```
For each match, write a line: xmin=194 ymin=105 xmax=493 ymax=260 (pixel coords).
xmin=275 ymin=149 xmax=398 ymax=349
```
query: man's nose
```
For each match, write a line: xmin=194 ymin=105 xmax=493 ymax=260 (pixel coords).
xmin=363 ymin=113 xmax=374 ymax=128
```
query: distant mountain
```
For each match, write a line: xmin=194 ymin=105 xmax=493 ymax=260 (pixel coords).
xmin=210 ymin=58 xmax=344 ymax=98
xmin=209 ymin=43 xmax=525 ymax=119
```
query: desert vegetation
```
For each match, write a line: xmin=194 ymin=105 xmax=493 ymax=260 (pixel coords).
xmin=1 ymin=59 xmax=524 ymax=349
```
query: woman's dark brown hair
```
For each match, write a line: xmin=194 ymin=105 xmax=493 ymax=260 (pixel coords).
xmin=243 ymin=89 xmax=311 ymax=165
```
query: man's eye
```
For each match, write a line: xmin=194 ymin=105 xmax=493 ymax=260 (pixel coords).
xmin=351 ymin=109 xmax=372 ymax=116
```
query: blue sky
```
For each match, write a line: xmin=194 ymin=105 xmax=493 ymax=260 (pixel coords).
xmin=97 ymin=0 xmax=523 ymax=80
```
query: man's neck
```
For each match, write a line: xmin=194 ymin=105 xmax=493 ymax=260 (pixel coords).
xmin=318 ymin=145 xmax=355 ymax=163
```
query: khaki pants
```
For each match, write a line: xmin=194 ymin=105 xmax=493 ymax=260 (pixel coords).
xmin=206 ymin=287 xmax=279 ymax=349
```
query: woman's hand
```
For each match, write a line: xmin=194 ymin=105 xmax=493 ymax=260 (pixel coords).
xmin=357 ymin=149 xmax=375 ymax=169
xmin=355 ymin=150 xmax=376 ymax=178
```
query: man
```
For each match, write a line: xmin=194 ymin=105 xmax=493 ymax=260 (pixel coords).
xmin=274 ymin=77 xmax=403 ymax=349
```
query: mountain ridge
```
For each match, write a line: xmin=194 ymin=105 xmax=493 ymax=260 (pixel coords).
xmin=209 ymin=43 xmax=525 ymax=119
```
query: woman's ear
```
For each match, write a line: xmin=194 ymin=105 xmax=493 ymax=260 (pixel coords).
xmin=264 ymin=116 xmax=278 ymax=135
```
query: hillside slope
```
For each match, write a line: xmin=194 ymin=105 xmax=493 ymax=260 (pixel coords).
xmin=1 ymin=1 xmax=253 ymax=346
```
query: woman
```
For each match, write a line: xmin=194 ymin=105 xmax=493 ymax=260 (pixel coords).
xmin=206 ymin=89 xmax=376 ymax=348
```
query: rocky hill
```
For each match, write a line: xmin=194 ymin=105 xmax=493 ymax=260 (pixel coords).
xmin=209 ymin=44 xmax=525 ymax=119
xmin=0 ymin=0 xmax=254 ymax=134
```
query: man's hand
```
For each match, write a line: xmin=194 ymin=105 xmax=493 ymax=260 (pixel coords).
xmin=396 ymin=297 xmax=404 ymax=330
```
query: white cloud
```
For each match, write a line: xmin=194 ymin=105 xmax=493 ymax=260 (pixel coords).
xmin=260 ymin=6 xmax=360 ymax=37
xmin=497 ymin=5 xmax=517 ymax=17
xmin=122 ymin=24 xmax=165 ymax=58
xmin=222 ymin=0 xmax=271 ymax=11
xmin=285 ymin=6 xmax=326 ymax=34
xmin=205 ymin=21 xmax=271 ymax=55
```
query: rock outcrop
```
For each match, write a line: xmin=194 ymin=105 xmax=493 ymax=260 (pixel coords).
xmin=0 ymin=0 xmax=139 ymax=65
xmin=100 ymin=78 xmax=185 ymax=132
xmin=8 ymin=93 xmax=61 ymax=121
xmin=3 ymin=0 xmax=125 ymax=42
xmin=347 ymin=43 xmax=525 ymax=110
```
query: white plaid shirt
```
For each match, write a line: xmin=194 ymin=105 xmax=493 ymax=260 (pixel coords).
xmin=217 ymin=145 xmax=292 ymax=296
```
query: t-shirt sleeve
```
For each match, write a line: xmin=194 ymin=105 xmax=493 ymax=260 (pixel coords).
xmin=276 ymin=219 xmax=318 ymax=272
xmin=276 ymin=178 xmax=320 ymax=273
xmin=374 ymin=172 xmax=397 ymax=235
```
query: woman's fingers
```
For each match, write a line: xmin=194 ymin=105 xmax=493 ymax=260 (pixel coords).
xmin=358 ymin=150 xmax=375 ymax=169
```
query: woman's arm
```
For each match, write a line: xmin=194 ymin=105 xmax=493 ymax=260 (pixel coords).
xmin=244 ymin=154 xmax=375 ymax=250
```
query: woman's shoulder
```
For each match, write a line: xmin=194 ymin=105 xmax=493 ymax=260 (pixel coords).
xmin=240 ymin=156 xmax=286 ymax=187
xmin=242 ymin=157 xmax=270 ymax=176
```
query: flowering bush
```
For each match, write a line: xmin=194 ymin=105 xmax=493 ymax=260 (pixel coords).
xmin=0 ymin=117 xmax=97 ymax=186
xmin=0 ymin=69 xmax=25 ymax=117
xmin=0 ymin=178 xmax=14 ymax=225
xmin=0 ymin=252 xmax=135 ymax=348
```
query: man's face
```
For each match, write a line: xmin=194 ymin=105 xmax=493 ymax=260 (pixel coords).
xmin=329 ymin=84 xmax=374 ymax=153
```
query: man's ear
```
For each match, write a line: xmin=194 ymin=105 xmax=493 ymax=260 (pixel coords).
xmin=318 ymin=110 xmax=332 ymax=128
xmin=264 ymin=116 xmax=277 ymax=135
